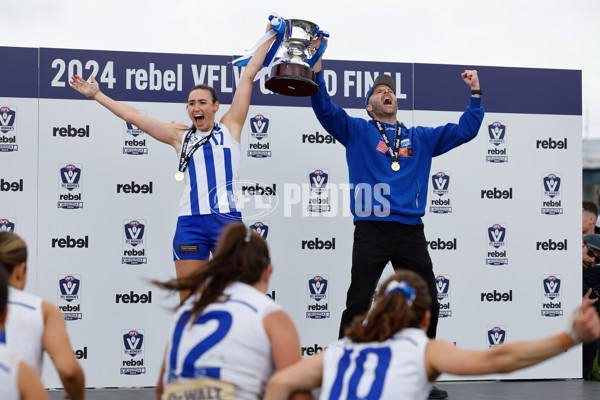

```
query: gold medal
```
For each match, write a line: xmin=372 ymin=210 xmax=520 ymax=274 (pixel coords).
xmin=175 ymin=171 xmax=185 ymax=181
xmin=391 ymin=162 xmax=400 ymax=171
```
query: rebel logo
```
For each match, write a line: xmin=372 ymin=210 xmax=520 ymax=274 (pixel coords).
xmin=73 ymin=347 xmax=88 ymax=360
xmin=481 ymin=290 xmax=513 ymax=302
xmin=241 ymin=183 xmax=276 ymax=195
xmin=117 ymin=181 xmax=153 ymax=194
xmin=124 ymin=138 xmax=146 ymax=147
xmin=302 ymin=237 xmax=336 ymax=250
xmin=481 ymin=187 xmax=513 ymax=199
xmin=116 ymin=291 xmax=152 ymax=304
xmin=536 ymin=239 xmax=567 ymax=251
xmin=536 ymin=138 xmax=567 ymax=149
xmin=52 ymin=125 xmax=90 ymax=137
xmin=302 ymin=132 xmax=336 ymax=144
xmin=248 ymin=142 xmax=270 ymax=150
xmin=301 ymin=344 xmax=325 ymax=356
xmin=51 ymin=235 xmax=89 ymax=248
xmin=427 ymin=238 xmax=457 ymax=250
xmin=0 ymin=179 xmax=23 ymax=192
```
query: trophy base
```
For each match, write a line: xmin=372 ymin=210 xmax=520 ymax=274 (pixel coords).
xmin=265 ymin=63 xmax=318 ymax=97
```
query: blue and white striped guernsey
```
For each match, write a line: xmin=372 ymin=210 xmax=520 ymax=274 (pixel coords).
xmin=177 ymin=122 xmax=241 ymax=216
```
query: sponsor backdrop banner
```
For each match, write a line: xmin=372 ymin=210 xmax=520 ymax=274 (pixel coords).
xmin=0 ymin=46 xmax=582 ymax=387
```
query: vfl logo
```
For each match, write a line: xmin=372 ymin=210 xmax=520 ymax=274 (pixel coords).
xmin=487 ymin=327 xmax=506 ymax=346
xmin=123 ymin=331 xmax=144 ymax=355
xmin=124 ymin=220 xmax=145 ymax=246
xmin=309 ymin=170 xmax=329 ymax=195
xmin=544 ymin=275 xmax=561 ymax=300
xmin=309 ymin=276 xmax=328 ymax=301
xmin=59 ymin=275 xmax=80 ymax=302
xmin=0 ymin=219 xmax=15 ymax=232
xmin=121 ymin=329 xmax=146 ymax=375
xmin=60 ymin=164 xmax=81 ymax=190
xmin=307 ymin=274 xmax=330 ymax=319
xmin=435 ymin=275 xmax=450 ymax=301
xmin=432 ymin=172 xmax=450 ymax=195
xmin=488 ymin=122 xmax=505 ymax=144
xmin=126 ymin=122 xmax=143 ymax=137
xmin=488 ymin=224 xmax=506 ymax=248
xmin=250 ymin=222 xmax=269 ymax=239
xmin=0 ymin=107 xmax=16 ymax=133
xmin=250 ymin=114 xmax=270 ymax=136
xmin=543 ymin=174 xmax=560 ymax=197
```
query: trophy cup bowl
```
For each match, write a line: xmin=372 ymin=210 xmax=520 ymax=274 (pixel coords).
xmin=265 ymin=19 xmax=320 ymax=97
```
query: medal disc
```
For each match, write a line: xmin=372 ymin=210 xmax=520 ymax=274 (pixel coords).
xmin=391 ymin=162 xmax=400 ymax=171
xmin=175 ymin=171 xmax=185 ymax=181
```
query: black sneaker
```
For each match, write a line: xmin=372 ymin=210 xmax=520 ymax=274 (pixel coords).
xmin=428 ymin=386 xmax=448 ymax=399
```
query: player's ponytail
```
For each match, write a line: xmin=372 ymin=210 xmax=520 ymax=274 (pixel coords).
xmin=345 ymin=270 xmax=431 ymax=342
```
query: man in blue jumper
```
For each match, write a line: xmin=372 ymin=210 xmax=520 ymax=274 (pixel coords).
xmin=310 ymin=43 xmax=483 ymax=399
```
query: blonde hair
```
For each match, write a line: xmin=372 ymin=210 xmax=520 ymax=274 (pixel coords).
xmin=0 ymin=231 xmax=27 ymax=275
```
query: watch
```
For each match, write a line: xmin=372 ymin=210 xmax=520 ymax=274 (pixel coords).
xmin=471 ymin=89 xmax=482 ymax=95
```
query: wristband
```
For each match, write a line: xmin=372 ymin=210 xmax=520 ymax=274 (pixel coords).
xmin=471 ymin=89 xmax=482 ymax=96
xmin=565 ymin=308 xmax=583 ymax=346
xmin=87 ymin=88 xmax=99 ymax=98
xmin=558 ymin=332 xmax=577 ymax=348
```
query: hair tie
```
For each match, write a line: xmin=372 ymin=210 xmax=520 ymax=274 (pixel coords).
xmin=244 ymin=226 xmax=252 ymax=243
xmin=384 ymin=280 xmax=416 ymax=306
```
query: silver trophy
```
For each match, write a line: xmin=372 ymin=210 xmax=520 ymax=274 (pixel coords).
xmin=265 ymin=19 xmax=322 ymax=97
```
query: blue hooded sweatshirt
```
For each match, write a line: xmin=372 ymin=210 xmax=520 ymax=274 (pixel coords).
xmin=310 ymin=71 xmax=484 ymax=225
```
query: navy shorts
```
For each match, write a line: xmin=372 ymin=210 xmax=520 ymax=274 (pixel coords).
xmin=172 ymin=212 xmax=242 ymax=260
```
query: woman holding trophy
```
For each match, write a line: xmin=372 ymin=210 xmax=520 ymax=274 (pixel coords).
xmin=70 ymin=22 xmax=277 ymax=301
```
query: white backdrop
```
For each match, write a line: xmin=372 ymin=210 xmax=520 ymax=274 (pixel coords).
xmin=0 ymin=46 xmax=582 ymax=387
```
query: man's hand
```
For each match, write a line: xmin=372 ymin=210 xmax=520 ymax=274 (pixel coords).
xmin=461 ymin=70 xmax=480 ymax=90
xmin=70 ymin=75 xmax=100 ymax=98
xmin=571 ymin=295 xmax=600 ymax=344
xmin=310 ymin=37 xmax=327 ymax=73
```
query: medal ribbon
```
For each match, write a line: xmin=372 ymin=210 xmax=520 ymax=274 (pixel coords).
xmin=177 ymin=127 xmax=215 ymax=174
xmin=374 ymin=120 xmax=402 ymax=167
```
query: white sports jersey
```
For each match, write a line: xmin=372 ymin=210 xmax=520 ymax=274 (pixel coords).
xmin=0 ymin=344 xmax=20 ymax=400
xmin=321 ymin=328 xmax=433 ymax=400
xmin=2 ymin=287 xmax=44 ymax=373
xmin=164 ymin=282 xmax=282 ymax=400
xmin=177 ymin=123 xmax=241 ymax=216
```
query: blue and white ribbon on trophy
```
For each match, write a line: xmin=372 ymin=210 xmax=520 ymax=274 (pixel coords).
xmin=232 ymin=13 xmax=329 ymax=82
